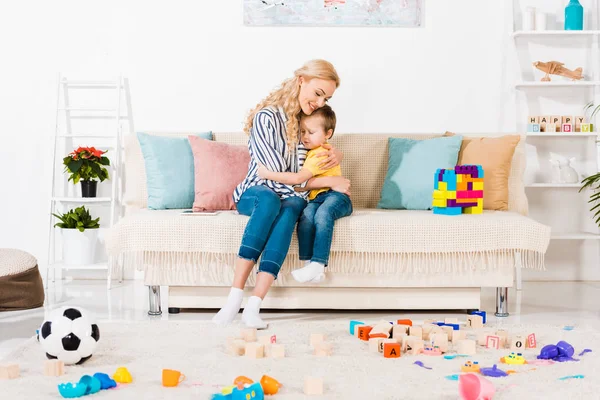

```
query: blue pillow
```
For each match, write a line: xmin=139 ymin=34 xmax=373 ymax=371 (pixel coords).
xmin=377 ymin=135 xmax=463 ymax=210
xmin=137 ymin=131 xmax=213 ymax=210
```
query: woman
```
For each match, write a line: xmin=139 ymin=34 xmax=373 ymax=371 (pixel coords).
xmin=212 ymin=59 xmax=350 ymax=329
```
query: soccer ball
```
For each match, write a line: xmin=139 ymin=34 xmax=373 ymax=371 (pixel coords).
xmin=38 ymin=306 xmax=100 ymax=365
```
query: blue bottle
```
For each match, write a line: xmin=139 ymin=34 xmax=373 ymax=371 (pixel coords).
xmin=565 ymin=0 xmax=584 ymax=30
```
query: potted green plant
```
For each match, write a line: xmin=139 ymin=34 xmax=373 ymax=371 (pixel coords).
xmin=53 ymin=206 xmax=100 ymax=265
xmin=63 ymin=147 xmax=110 ymax=198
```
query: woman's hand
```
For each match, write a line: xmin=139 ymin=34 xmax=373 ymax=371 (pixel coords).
xmin=330 ymin=176 xmax=351 ymax=196
xmin=316 ymin=143 xmax=343 ymax=170
xmin=257 ymin=163 xmax=270 ymax=179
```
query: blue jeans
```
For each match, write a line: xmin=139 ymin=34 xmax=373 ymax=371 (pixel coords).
xmin=297 ymin=190 xmax=353 ymax=266
xmin=236 ymin=185 xmax=307 ymax=279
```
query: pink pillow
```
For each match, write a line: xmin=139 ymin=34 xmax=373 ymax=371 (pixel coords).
xmin=188 ymin=136 xmax=250 ymax=211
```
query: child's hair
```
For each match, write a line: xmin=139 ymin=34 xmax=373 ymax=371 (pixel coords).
xmin=303 ymin=104 xmax=337 ymax=137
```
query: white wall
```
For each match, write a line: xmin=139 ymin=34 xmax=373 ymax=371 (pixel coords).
xmin=1 ymin=0 xmax=598 ymax=281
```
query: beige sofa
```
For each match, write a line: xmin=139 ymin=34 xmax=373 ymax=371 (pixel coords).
xmin=106 ymin=132 xmax=551 ymax=317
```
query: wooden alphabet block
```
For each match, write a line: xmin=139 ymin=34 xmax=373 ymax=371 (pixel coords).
xmin=546 ymin=123 xmax=557 ymax=132
xmin=444 ymin=317 xmax=459 ymax=324
xmin=258 ymin=336 xmax=272 ymax=346
xmin=452 ymin=330 xmax=467 ymax=342
xmin=486 ymin=335 xmax=500 ymax=349
xmin=467 ymin=315 xmax=484 ymax=329
xmin=383 ymin=342 xmax=401 ymax=358
xmin=391 ymin=324 xmax=409 ymax=339
xmin=581 ymin=123 xmax=593 ymax=132
xmin=575 ymin=116 xmax=585 ymax=132
xmin=269 ymin=344 xmax=286 ymax=358
xmin=357 ymin=326 xmax=373 ymax=341
xmin=304 ymin=377 xmax=323 ymax=395
xmin=0 ymin=364 xmax=19 ymax=380
xmin=456 ymin=339 xmax=477 ymax=355
xmin=430 ymin=333 xmax=449 ymax=352
xmin=551 ymin=115 xmax=562 ymax=130
xmin=409 ymin=325 xmax=423 ymax=339
xmin=44 ymin=360 xmax=64 ymax=376
xmin=379 ymin=338 xmax=397 ymax=353
xmin=397 ymin=319 xmax=413 ymax=326
xmin=539 ymin=116 xmax=549 ymax=131
xmin=510 ymin=335 xmax=525 ymax=351
xmin=527 ymin=123 xmax=540 ymax=132
xmin=369 ymin=338 xmax=384 ymax=352
xmin=441 ymin=325 xmax=454 ymax=342
xmin=562 ymin=123 xmax=572 ymax=133
xmin=562 ymin=116 xmax=573 ymax=125
xmin=528 ymin=116 xmax=539 ymax=124
xmin=241 ymin=328 xmax=257 ymax=342
xmin=370 ymin=322 xmax=393 ymax=339
xmin=245 ymin=342 xmax=264 ymax=359
xmin=477 ymin=330 xmax=493 ymax=346
xmin=496 ymin=329 xmax=508 ymax=348
xmin=228 ymin=339 xmax=247 ymax=356
xmin=314 ymin=342 xmax=333 ymax=356
xmin=526 ymin=333 xmax=537 ymax=349
xmin=310 ymin=333 xmax=326 ymax=347
xmin=406 ymin=337 xmax=425 ymax=355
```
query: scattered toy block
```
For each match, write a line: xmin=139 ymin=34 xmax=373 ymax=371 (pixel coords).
xmin=241 ymin=328 xmax=257 ymax=342
xmin=397 ymin=319 xmax=413 ymax=326
xmin=441 ymin=325 xmax=454 ymax=341
xmin=444 ymin=317 xmax=458 ymax=324
xmin=551 ymin=115 xmax=562 ymax=131
xmin=310 ymin=333 xmax=326 ymax=347
xmin=452 ymin=330 xmax=467 ymax=343
xmin=370 ymin=321 xmax=393 ymax=338
xmin=422 ymin=323 xmax=436 ymax=341
xmin=349 ymin=320 xmax=364 ymax=335
xmin=258 ymin=336 xmax=272 ymax=346
xmin=477 ymin=330 xmax=493 ymax=346
xmin=314 ymin=342 xmax=333 ymax=357
xmin=430 ymin=333 xmax=449 ymax=353
xmin=379 ymin=338 xmax=397 ymax=353
xmin=369 ymin=338 xmax=384 ymax=352
xmin=528 ymin=116 xmax=539 ymax=124
xmin=228 ymin=339 xmax=247 ymax=356
xmin=357 ymin=326 xmax=373 ymax=341
xmin=409 ymin=325 xmax=423 ymax=339
xmin=245 ymin=343 xmax=264 ymax=359
xmin=304 ymin=377 xmax=323 ymax=396
xmin=406 ymin=337 xmax=425 ymax=355
xmin=486 ymin=335 xmax=501 ymax=349
xmin=269 ymin=344 xmax=285 ymax=358
xmin=469 ymin=310 xmax=487 ymax=324
xmin=562 ymin=116 xmax=573 ymax=125
xmin=526 ymin=333 xmax=537 ymax=349
xmin=456 ymin=339 xmax=477 ymax=355
xmin=546 ymin=123 xmax=557 ymax=132
xmin=391 ymin=324 xmax=409 ymax=339
xmin=510 ymin=335 xmax=525 ymax=351
xmin=383 ymin=343 xmax=401 ymax=358
xmin=44 ymin=360 xmax=64 ymax=376
xmin=539 ymin=116 xmax=549 ymax=131
xmin=467 ymin=315 xmax=484 ymax=329
xmin=575 ymin=116 xmax=585 ymax=132
xmin=0 ymin=364 xmax=19 ymax=380
xmin=562 ymin=123 xmax=572 ymax=133
xmin=496 ymin=329 xmax=508 ymax=348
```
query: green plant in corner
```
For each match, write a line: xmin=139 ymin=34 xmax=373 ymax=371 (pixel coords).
xmin=52 ymin=206 xmax=100 ymax=232
xmin=584 ymin=101 xmax=600 ymax=122
xmin=63 ymin=146 xmax=110 ymax=184
xmin=580 ymin=102 xmax=600 ymax=226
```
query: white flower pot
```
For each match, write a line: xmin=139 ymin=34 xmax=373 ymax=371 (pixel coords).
xmin=61 ymin=228 xmax=99 ymax=266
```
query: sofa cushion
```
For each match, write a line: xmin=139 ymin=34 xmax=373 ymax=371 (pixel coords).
xmin=188 ymin=136 xmax=250 ymax=211
xmin=137 ymin=131 xmax=212 ymax=210
xmin=377 ymin=135 xmax=463 ymax=210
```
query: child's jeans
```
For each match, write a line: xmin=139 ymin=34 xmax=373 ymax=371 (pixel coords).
xmin=297 ymin=190 xmax=353 ymax=265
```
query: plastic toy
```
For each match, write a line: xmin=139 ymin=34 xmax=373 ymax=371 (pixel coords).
xmin=113 ymin=367 xmax=132 ymax=383
xmin=444 ymin=354 xmax=469 ymax=360
xmin=578 ymin=349 xmax=592 ymax=357
xmin=422 ymin=345 xmax=443 ymax=356
xmin=349 ymin=320 xmax=364 ymax=335
xmin=234 ymin=376 xmax=253 ymax=386
xmin=527 ymin=359 xmax=555 ymax=366
xmin=58 ymin=375 xmax=101 ymax=398
xmin=212 ymin=382 xmax=265 ymax=400
xmin=79 ymin=376 xmax=101 ymax=395
xmin=479 ymin=364 xmax=508 ymax=378
xmin=500 ymin=352 xmax=527 ymax=365
xmin=260 ymin=375 xmax=281 ymax=395
xmin=433 ymin=165 xmax=484 ymax=215
xmin=459 ymin=373 xmax=495 ymax=400
xmin=558 ymin=374 xmax=584 ymax=380
xmin=414 ymin=361 xmax=432 ymax=370
xmin=93 ymin=373 xmax=116 ymax=390
xmin=445 ymin=374 xmax=460 ymax=381
xmin=461 ymin=361 xmax=480 ymax=373
xmin=162 ymin=369 xmax=185 ymax=387
xmin=537 ymin=341 xmax=579 ymax=362
xmin=533 ymin=61 xmax=583 ymax=81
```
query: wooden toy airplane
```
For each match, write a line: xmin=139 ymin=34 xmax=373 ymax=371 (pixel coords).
xmin=533 ymin=61 xmax=583 ymax=81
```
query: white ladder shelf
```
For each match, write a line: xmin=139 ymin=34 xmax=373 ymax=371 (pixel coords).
xmin=46 ymin=75 xmax=134 ymax=289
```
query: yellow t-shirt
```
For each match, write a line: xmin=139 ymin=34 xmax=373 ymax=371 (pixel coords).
xmin=302 ymin=146 xmax=342 ymax=200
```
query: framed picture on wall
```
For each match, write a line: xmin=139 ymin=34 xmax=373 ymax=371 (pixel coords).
xmin=243 ymin=0 xmax=422 ymax=27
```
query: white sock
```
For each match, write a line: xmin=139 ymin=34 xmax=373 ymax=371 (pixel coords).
xmin=212 ymin=287 xmax=243 ymax=325
xmin=241 ymin=296 xmax=268 ymax=329
xmin=292 ymin=261 xmax=325 ymax=283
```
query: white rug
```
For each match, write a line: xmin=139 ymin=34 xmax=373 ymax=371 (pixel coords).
xmin=2 ymin=319 xmax=599 ymax=399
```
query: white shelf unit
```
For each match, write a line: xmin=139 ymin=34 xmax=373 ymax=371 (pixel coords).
xmin=46 ymin=75 xmax=134 ymax=289
xmin=509 ymin=1 xmax=600 ymax=287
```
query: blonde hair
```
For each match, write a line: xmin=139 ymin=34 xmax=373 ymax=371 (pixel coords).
xmin=243 ymin=59 xmax=340 ymax=149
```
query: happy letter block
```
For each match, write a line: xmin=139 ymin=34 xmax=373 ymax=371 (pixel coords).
xmin=245 ymin=342 xmax=264 ymax=359
xmin=383 ymin=343 xmax=401 ymax=358
xmin=562 ymin=123 xmax=573 ymax=133
xmin=44 ymin=360 xmax=64 ymax=377
xmin=0 ymin=364 xmax=19 ymax=380
xmin=304 ymin=377 xmax=323 ymax=396
xmin=456 ymin=339 xmax=477 ymax=355
xmin=581 ymin=123 xmax=593 ymax=132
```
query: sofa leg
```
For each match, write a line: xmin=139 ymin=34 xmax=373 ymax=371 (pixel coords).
xmin=148 ymin=285 xmax=162 ymax=316
xmin=495 ymin=287 xmax=509 ymax=317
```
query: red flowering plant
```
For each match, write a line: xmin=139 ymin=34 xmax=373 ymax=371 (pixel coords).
xmin=63 ymin=147 xmax=110 ymax=184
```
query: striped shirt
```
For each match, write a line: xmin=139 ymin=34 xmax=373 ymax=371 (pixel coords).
xmin=233 ymin=106 xmax=308 ymax=203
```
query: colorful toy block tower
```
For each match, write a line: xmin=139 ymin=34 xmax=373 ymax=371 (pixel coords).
xmin=432 ymin=165 xmax=484 ymax=215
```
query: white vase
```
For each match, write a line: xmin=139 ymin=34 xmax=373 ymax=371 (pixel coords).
xmin=61 ymin=228 xmax=99 ymax=266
